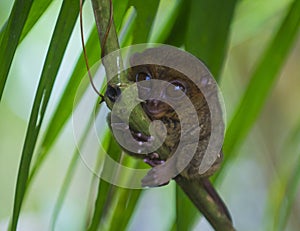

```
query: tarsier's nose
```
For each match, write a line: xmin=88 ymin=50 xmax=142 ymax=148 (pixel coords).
xmin=147 ymin=99 xmax=160 ymax=107
xmin=105 ymin=84 xmax=121 ymax=103
xmin=143 ymin=99 xmax=168 ymax=118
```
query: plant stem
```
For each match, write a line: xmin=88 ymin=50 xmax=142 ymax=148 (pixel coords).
xmin=91 ymin=0 xmax=127 ymax=84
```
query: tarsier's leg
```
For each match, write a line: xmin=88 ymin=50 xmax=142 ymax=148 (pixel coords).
xmin=107 ymin=113 xmax=155 ymax=159
xmin=142 ymin=141 xmax=203 ymax=187
xmin=108 ymin=113 xmax=171 ymax=186
xmin=142 ymin=148 xmax=223 ymax=187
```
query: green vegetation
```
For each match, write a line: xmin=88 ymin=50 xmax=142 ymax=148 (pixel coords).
xmin=0 ymin=0 xmax=299 ymax=230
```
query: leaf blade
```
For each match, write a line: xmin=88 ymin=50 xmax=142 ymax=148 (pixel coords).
xmin=28 ymin=26 xmax=101 ymax=182
xmin=0 ymin=0 xmax=34 ymax=100
xmin=276 ymin=153 xmax=300 ymax=231
xmin=20 ymin=0 xmax=54 ymax=41
xmin=218 ymin=0 xmax=300 ymax=181
xmin=128 ymin=0 xmax=160 ymax=43
xmin=87 ymin=135 xmax=123 ymax=231
xmin=10 ymin=1 xmax=81 ymax=229
xmin=267 ymin=119 xmax=300 ymax=230
xmin=185 ymin=0 xmax=239 ymax=80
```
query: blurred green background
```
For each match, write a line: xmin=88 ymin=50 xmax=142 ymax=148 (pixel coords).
xmin=0 ymin=0 xmax=300 ymax=230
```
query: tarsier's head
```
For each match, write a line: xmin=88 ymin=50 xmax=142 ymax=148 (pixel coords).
xmin=126 ymin=49 xmax=215 ymax=143
xmin=128 ymin=63 xmax=209 ymax=123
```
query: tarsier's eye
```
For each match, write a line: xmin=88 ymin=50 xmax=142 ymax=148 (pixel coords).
xmin=165 ymin=80 xmax=186 ymax=99
xmin=135 ymin=72 xmax=151 ymax=82
xmin=135 ymin=72 xmax=152 ymax=91
xmin=106 ymin=85 xmax=121 ymax=102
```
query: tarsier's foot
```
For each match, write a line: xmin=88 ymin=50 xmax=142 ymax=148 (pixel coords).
xmin=142 ymin=157 xmax=178 ymax=187
xmin=141 ymin=166 xmax=170 ymax=187
xmin=143 ymin=153 xmax=170 ymax=187
xmin=143 ymin=153 xmax=164 ymax=167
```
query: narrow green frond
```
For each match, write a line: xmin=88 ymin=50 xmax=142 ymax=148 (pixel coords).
xmin=87 ymin=136 xmax=122 ymax=231
xmin=29 ymin=26 xmax=101 ymax=182
xmin=0 ymin=0 xmax=34 ymax=100
xmin=128 ymin=0 xmax=160 ymax=43
xmin=10 ymin=1 xmax=81 ymax=230
xmin=185 ymin=0 xmax=239 ymax=80
xmin=275 ymin=153 xmax=300 ymax=230
xmin=219 ymin=0 xmax=300 ymax=181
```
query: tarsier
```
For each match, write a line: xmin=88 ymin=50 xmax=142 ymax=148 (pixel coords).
xmin=105 ymin=47 xmax=231 ymax=221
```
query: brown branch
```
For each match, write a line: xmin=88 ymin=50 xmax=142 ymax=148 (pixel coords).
xmin=175 ymin=176 xmax=235 ymax=230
